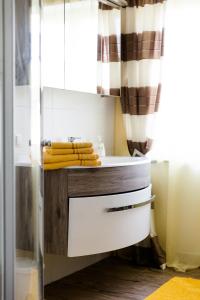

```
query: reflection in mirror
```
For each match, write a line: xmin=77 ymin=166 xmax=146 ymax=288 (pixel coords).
xmin=42 ymin=0 xmax=121 ymax=96
xmin=42 ymin=0 xmax=65 ymax=89
xmin=65 ymin=0 xmax=121 ymax=96
xmin=97 ymin=2 xmax=121 ymax=96
xmin=65 ymin=0 xmax=99 ymax=94
xmin=15 ymin=0 xmax=31 ymax=85
xmin=15 ymin=0 xmax=43 ymax=299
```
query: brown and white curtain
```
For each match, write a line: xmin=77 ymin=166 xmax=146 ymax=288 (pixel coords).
xmin=97 ymin=1 xmax=121 ymax=96
xmin=121 ymin=0 xmax=166 ymax=155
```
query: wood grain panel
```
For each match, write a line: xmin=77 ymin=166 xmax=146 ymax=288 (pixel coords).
xmin=67 ymin=164 xmax=150 ymax=197
xmin=44 ymin=163 xmax=150 ymax=255
xmin=44 ymin=170 xmax=68 ymax=255
xmin=16 ymin=166 xmax=34 ymax=251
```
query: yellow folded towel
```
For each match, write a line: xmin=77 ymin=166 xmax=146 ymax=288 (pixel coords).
xmin=51 ymin=142 xmax=92 ymax=149
xmin=45 ymin=147 xmax=94 ymax=155
xmin=43 ymin=160 xmax=101 ymax=170
xmin=81 ymin=160 xmax=101 ymax=167
xmin=43 ymin=142 xmax=101 ymax=170
xmin=43 ymin=160 xmax=80 ymax=170
xmin=43 ymin=153 xmax=99 ymax=164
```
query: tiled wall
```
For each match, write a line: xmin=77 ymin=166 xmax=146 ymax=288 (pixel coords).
xmin=14 ymin=86 xmax=115 ymax=162
xmin=42 ymin=87 xmax=115 ymax=155
xmin=14 ymin=86 xmax=31 ymax=162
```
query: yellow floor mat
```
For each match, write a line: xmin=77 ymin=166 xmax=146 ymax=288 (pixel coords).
xmin=145 ymin=277 xmax=200 ymax=300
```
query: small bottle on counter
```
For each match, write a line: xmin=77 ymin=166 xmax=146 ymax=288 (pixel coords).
xmin=97 ymin=136 xmax=106 ymax=157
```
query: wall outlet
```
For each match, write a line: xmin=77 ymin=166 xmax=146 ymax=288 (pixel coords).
xmin=15 ymin=134 xmax=22 ymax=147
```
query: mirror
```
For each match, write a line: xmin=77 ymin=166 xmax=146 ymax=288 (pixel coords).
xmin=65 ymin=0 xmax=98 ymax=94
xmin=42 ymin=0 xmax=65 ymax=89
xmin=42 ymin=0 xmax=121 ymax=96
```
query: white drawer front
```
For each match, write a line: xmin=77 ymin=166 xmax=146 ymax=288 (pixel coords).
xmin=68 ymin=185 xmax=151 ymax=257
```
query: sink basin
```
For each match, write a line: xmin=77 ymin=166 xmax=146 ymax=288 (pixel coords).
xmin=15 ymin=155 xmax=150 ymax=169
xmin=101 ymin=156 xmax=150 ymax=167
xmin=66 ymin=155 xmax=150 ymax=169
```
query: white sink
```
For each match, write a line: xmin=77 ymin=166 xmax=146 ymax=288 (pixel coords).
xmin=15 ymin=155 xmax=150 ymax=169
xmin=66 ymin=155 xmax=150 ymax=169
xmin=101 ymin=156 xmax=150 ymax=167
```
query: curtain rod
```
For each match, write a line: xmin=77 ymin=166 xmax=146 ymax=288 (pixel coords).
xmin=101 ymin=0 xmax=128 ymax=8
xmin=44 ymin=0 xmax=128 ymax=8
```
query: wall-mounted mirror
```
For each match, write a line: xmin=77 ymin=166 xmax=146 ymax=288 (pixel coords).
xmin=42 ymin=0 xmax=121 ymax=96
xmin=42 ymin=0 xmax=65 ymax=89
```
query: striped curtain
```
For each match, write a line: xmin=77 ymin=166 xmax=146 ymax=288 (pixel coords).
xmin=121 ymin=0 xmax=166 ymax=155
xmin=97 ymin=1 xmax=121 ymax=96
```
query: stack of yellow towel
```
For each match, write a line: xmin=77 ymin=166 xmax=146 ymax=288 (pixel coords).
xmin=43 ymin=142 xmax=101 ymax=170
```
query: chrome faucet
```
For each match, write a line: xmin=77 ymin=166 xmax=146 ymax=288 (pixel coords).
xmin=67 ymin=137 xmax=81 ymax=143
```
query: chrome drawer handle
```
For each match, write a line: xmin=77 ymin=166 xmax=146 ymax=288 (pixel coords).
xmin=106 ymin=195 xmax=155 ymax=213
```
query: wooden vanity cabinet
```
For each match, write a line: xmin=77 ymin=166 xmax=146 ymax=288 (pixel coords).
xmin=44 ymin=164 xmax=151 ymax=256
xmin=16 ymin=164 xmax=150 ymax=256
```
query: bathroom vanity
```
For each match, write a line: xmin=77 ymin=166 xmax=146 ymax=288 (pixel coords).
xmin=44 ymin=156 xmax=152 ymax=257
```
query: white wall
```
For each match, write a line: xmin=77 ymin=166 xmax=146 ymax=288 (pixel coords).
xmin=14 ymin=86 xmax=115 ymax=160
xmin=42 ymin=87 xmax=115 ymax=155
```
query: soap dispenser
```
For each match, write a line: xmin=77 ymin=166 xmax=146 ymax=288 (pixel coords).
xmin=97 ymin=136 xmax=106 ymax=157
